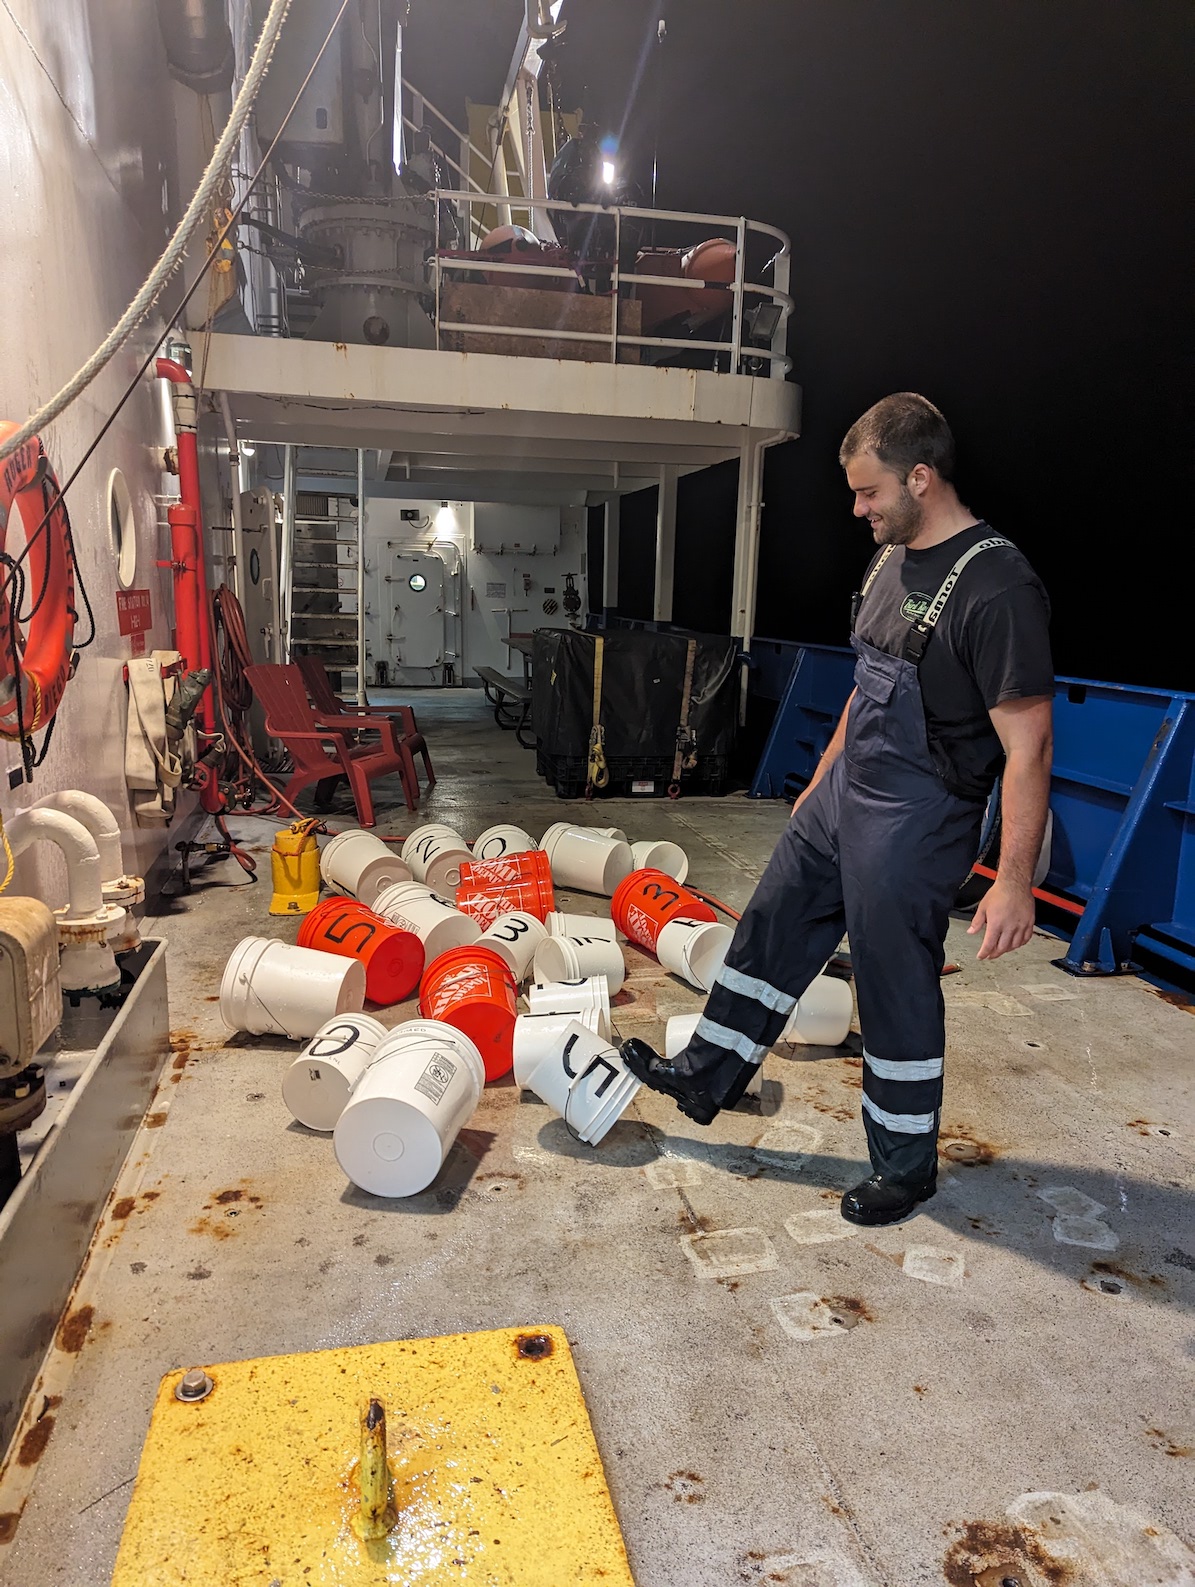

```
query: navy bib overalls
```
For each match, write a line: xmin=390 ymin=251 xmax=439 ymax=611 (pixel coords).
xmin=677 ymin=541 xmax=1005 ymax=1184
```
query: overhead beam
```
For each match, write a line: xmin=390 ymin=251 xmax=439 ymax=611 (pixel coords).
xmin=289 ymin=472 xmax=588 ymax=507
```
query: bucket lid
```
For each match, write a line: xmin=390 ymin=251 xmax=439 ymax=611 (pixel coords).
xmin=333 ymin=1095 xmax=448 ymax=1198
xmin=361 ymin=927 xmax=425 ymax=1005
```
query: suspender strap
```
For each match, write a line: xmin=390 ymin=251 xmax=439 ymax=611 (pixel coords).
xmin=851 ymin=544 xmax=896 ymax=629
xmin=902 ymin=536 xmax=1014 ymax=664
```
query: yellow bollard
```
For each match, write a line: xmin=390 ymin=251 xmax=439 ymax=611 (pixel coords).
xmin=269 ymin=821 xmax=321 ymax=915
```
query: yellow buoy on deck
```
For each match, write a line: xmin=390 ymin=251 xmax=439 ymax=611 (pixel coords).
xmin=269 ymin=821 xmax=321 ymax=915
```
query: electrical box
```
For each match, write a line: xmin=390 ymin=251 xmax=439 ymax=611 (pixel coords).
xmin=0 ymin=898 xmax=61 ymax=1077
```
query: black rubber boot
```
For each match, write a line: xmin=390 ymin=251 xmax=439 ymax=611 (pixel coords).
xmin=840 ymin=1171 xmax=937 ymax=1226
xmin=619 ymin=1038 xmax=721 ymax=1127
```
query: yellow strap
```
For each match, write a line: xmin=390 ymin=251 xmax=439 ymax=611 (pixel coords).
xmin=586 ymin=636 xmax=609 ymax=793
xmin=0 ymin=813 xmax=13 ymax=894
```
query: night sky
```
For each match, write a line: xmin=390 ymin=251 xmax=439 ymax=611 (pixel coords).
xmin=407 ymin=2 xmax=1194 ymax=690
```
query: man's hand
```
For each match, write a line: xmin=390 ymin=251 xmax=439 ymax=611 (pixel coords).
xmin=967 ymin=878 xmax=1036 ymax=960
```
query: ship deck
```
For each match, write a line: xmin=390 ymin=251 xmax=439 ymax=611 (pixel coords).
xmin=2 ymin=690 xmax=1193 ymax=1586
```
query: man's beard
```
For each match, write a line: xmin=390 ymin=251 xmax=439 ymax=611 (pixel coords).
xmin=874 ymin=485 xmax=924 ymax=546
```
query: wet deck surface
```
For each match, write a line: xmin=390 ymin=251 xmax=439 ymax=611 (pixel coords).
xmin=2 ymin=690 xmax=1193 ymax=1586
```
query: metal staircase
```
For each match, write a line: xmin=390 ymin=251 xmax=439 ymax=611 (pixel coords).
xmin=280 ymin=447 xmax=367 ymax=704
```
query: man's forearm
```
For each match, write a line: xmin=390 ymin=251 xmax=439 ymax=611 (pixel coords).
xmin=996 ymin=739 xmax=1053 ymax=890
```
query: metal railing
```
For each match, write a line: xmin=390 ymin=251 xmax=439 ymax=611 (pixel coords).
xmin=429 ymin=190 xmax=793 ymax=378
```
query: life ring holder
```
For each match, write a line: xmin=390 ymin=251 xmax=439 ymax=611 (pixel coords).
xmin=0 ymin=422 xmax=76 ymax=737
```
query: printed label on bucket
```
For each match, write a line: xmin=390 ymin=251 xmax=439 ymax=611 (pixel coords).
xmin=414 ymin=1050 xmax=457 ymax=1105
xmin=429 ymin=964 xmax=492 ymax=1005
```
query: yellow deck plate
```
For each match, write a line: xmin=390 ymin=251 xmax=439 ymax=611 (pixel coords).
xmin=112 ymin=1326 xmax=635 ymax=1586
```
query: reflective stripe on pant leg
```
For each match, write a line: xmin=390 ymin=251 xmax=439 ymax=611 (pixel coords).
xmin=860 ymin=1050 xmax=943 ymax=1134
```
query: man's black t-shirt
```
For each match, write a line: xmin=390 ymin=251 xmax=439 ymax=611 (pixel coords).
xmin=854 ymin=521 xmax=1053 ymax=801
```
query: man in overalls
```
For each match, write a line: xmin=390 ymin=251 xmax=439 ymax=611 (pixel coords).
xmin=623 ymin=393 xmax=1054 ymax=1225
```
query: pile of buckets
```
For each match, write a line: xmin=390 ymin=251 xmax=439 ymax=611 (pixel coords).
xmin=217 ymin=817 xmax=855 ymax=1199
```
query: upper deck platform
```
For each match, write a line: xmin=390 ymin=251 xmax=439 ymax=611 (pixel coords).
xmin=206 ymin=333 xmax=800 ymax=504
xmin=210 ymin=191 xmax=801 ymax=505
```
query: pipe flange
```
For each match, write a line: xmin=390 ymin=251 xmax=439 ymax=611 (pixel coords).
xmin=55 ymin=903 xmax=128 ymax=946
xmin=102 ymin=874 xmax=145 ymax=907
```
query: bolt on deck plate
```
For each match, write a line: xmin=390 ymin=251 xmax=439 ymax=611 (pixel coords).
xmin=112 ymin=1325 xmax=633 ymax=1585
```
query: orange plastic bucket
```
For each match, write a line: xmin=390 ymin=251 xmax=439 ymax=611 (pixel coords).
xmin=456 ymin=878 xmax=555 ymax=929
xmin=456 ymin=848 xmax=555 ymax=924
xmin=298 ymin=895 xmax=424 ymax=1006
xmin=418 ymin=945 xmax=519 ymax=1081
xmin=610 ymin=868 xmax=717 ymax=952
xmin=459 ymin=849 xmax=554 ymax=898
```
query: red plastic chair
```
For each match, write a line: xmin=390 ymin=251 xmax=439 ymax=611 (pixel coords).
xmin=245 ymin=663 xmax=414 ymax=825
xmin=295 ymin=654 xmax=435 ymax=803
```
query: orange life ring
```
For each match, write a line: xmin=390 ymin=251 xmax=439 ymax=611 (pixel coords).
xmin=0 ymin=423 xmax=76 ymax=735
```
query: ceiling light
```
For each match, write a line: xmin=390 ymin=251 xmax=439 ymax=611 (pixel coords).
xmin=601 ymin=160 xmax=616 ymax=186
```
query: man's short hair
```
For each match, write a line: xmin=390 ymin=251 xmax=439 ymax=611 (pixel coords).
xmin=839 ymin=392 xmax=955 ymax=482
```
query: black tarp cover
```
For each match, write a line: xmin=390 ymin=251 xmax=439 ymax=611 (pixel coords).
xmin=532 ymin=629 xmax=739 ymax=759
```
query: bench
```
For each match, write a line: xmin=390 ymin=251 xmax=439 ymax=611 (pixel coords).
xmin=475 ymin=667 xmax=535 ymax=748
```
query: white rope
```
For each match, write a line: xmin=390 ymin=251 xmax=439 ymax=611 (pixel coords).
xmin=0 ymin=0 xmax=295 ymax=464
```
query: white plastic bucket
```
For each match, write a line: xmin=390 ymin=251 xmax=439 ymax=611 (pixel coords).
xmin=512 ymin=1006 xmax=607 ymax=1086
xmin=657 ymin=916 xmax=735 ymax=992
xmin=472 ymin=823 xmax=535 ymax=862
xmin=333 ymin=1020 xmax=485 ymax=1197
xmin=281 ymin=1012 xmax=389 ymax=1132
xmin=524 ymin=1020 xmax=641 ymax=1145
xmin=783 ymin=972 xmax=854 ymax=1046
xmin=373 ymin=880 xmax=481 ymax=963
xmin=526 ymin=975 xmax=612 ymax=1034
xmin=476 ymin=910 xmax=548 ymax=981
xmin=665 ymin=1010 xmax=702 ymax=1060
xmin=319 ymin=829 xmax=412 ymax=908
xmin=219 ymin=936 xmax=366 ymax=1039
xmin=630 ymin=839 xmax=689 ymax=883
xmin=534 ymin=934 xmax=626 ymax=994
xmin=400 ymin=823 xmax=461 ymax=864
xmin=546 ymin=911 xmax=618 ymax=942
xmin=402 ymin=825 xmax=472 ymax=891
xmin=540 ymin=823 xmax=634 ymax=895
xmin=592 ymin=826 xmax=628 ymax=842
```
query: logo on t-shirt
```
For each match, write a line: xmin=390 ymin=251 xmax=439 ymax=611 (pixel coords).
xmin=900 ymin=592 xmax=931 ymax=622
